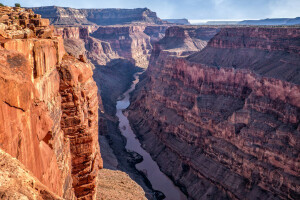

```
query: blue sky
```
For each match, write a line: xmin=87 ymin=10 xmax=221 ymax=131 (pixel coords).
xmin=2 ymin=0 xmax=300 ymax=20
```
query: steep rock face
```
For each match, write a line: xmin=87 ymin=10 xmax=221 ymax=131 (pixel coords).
xmin=32 ymin=6 xmax=164 ymax=26
xmin=91 ymin=25 xmax=169 ymax=68
xmin=91 ymin=25 xmax=152 ymax=68
xmin=154 ymin=26 xmax=219 ymax=56
xmin=59 ymin=55 xmax=102 ymax=199
xmin=0 ymin=36 xmax=72 ymax=199
xmin=55 ymin=26 xmax=118 ymax=66
xmin=144 ymin=25 xmax=169 ymax=45
xmin=0 ymin=6 xmax=101 ymax=200
xmin=128 ymin=27 xmax=300 ymax=199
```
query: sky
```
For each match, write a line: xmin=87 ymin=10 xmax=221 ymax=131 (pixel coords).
xmin=2 ymin=0 xmax=300 ymax=21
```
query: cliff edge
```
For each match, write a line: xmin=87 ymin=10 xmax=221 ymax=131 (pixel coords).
xmin=0 ymin=6 xmax=102 ymax=199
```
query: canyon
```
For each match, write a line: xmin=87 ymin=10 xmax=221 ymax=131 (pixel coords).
xmin=128 ymin=27 xmax=300 ymax=199
xmin=0 ymin=6 xmax=147 ymax=200
xmin=0 ymin=3 xmax=299 ymax=200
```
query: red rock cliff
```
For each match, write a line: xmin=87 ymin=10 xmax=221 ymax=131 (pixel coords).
xmin=128 ymin=27 xmax=300 ymax=199
xmin=0 ymin=6 xmax=102 ymax=199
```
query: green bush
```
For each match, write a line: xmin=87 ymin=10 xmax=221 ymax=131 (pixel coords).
xmin=0 ymin=3 xmax=4 ymax=6
xmin=15 ymin=3 xmax=21 ymax=7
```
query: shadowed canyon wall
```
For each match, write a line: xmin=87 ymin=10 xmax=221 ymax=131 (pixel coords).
xmin=128 ymin=27 xmax=300 ymax=199
xmin=0 ymin=6 xmax=102 ymax=199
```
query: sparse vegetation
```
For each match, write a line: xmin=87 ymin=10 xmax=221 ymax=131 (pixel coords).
xmin=15 ymin=3 xmax=21 ymax=7
xmin=0 ymin=3 xmax=4 ymax=7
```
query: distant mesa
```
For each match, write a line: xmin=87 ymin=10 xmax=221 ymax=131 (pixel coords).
xmin=192 ymin=17 xmax=300 ymax=25
xmin=31 ymin=6 xmax=164 ymax=26
xmin=239 ymin=17 xmax=300 ymax=25
xmin=163 ymin=18 xmax=191 ymax=25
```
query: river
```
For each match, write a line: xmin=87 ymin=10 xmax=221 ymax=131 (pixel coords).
xmin=116 ymin=72 xmax=187 ymax=200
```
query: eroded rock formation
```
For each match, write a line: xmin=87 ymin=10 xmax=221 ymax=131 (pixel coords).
xmin=91 ymin=25 xmax=169 ymax=68
xmin=0 ymin=6 xmax=101 ymax=199
xmin=54 ymin=26 xmax=118 ymax=66
xmin=128 ymin=27 xmax=300 ymax=199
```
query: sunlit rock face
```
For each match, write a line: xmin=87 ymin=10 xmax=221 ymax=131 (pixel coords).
xmin=0 ymin=6 xmax=102 ymax=200
xmin=31 ymin=6 xmax=164 ymax=26
xmin=128 ymin=27 xmax=300 ymax=199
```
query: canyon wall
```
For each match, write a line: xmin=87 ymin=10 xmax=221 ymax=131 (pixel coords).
xmin=153 ymin=26 xmax=219 ymax=56
xmin=31 ymin=6 xmax=164 ymax=26
xmin=54 ymin=26 xmax=118 ymax=66
xmin=91 ymin=25 xmax=152 ymax=68
xmin=0 ymin=6 xmax=101 ymax=199
xmin=55 ymin=25 xmax=170 ymax=68
xmin=128 ymin=27 xmax=300 ymax=199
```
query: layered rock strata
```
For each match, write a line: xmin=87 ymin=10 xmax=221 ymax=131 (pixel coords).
xmin=91 ymin=25 xmax=169 ymax=68
xmin=54 ymin=26 xmax=118 ymax=66
xmin=91 ymin=25 xmax=152 ymax=68
xmin=154 ymin=26 xmax=219 ymax=56
xmin=128 ymin=27 xmax=300 ymax=199
xmin=0 ymin=6 xmax=101 ymax=199
xmin=59 ymin=55 xmax=102 ymax=199
xmin=32 ymin=6 xmax=164 ymax=26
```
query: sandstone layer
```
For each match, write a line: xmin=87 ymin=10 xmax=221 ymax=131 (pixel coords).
xmin=0 ymin=6 xmax=101 ymax=200
xmin=32 ymin=6 xmax=164 ymax=26
xmin=128 ymin=27 xmax=300 ymax=199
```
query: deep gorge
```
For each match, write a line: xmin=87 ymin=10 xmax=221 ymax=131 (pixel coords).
xmin=0 ymin=4 xmax=299 ymax=200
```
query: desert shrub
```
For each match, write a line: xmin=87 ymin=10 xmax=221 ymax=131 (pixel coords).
xmin=15 ymin=3 xmax=21 ymax=7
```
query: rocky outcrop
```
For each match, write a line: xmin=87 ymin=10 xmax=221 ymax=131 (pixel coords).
xmin=59 ymin=55 xmax=102 ymax=199
xmin=97 ymin=169 xmax=147 ymax=200
xmin=0 ymin=149 xmax=62 ymax=200
xmin=0 ymin=6 xmax=101 ymax=200
xmin=128 ymin=27 xmax=300 ymax=199
xmin=31 ymin=6 xmax=164 ymax=26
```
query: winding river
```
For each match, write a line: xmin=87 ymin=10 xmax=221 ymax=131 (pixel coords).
xmin=116 ymin=73 xmax=187 ymax=200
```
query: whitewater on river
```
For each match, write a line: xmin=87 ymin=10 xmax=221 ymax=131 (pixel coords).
xmin=116 ymin=72 xmax=187 ymax=200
